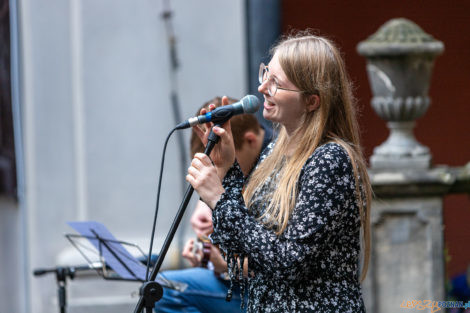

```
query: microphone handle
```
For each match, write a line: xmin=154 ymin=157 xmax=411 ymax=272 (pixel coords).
xmin=175 ymin=103 xmax=244 ymax=130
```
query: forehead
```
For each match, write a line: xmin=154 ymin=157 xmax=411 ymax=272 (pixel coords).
xmin=268 ymin=53 xmax=290 ymax=84
xmin=267 ymin=54 xmax=282 ymax=73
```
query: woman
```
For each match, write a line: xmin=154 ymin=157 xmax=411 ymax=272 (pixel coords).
xmin=186 ymin=33 xmax=372 ymax=312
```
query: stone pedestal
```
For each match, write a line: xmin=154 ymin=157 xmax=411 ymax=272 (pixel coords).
xmin=362 ymin=165 xmax=470 ymax=313
xmin=363 ymin=197 xmax=444 ymax=312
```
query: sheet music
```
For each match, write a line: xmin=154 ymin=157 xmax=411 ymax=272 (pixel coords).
xmin=67 ymin=221 xmax=147 ymax=281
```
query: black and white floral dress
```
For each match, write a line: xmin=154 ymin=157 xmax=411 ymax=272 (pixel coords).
xmin=210 ymin=142 xmax=366 ymax=313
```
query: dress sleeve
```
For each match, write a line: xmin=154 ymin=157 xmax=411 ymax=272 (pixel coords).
xmin=210 ymin=143 xmax=357 ymax=280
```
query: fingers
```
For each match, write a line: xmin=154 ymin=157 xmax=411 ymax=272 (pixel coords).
xmin=198 ymin=103 xmax=216 ymax=115
xmin=192 ymin=125 xmax=206 ymax=143
xmin=190 ymin=201 xmax=214 ymax=235
xmin=193 ymin=224 xmax=212 ymax=237
xmin=191 ymin=216 xmax=211 ymax=229
xmin=212 ymin=125 xmax=232 ymax=145
xmin=198 ymin=227 xmax=213 ymax=237
xmin=182 ymin=238 xmax=202 ymax=267
xmin=193 ymin=153 xmax=213 ymax=167
xmin=202 ymin=103 xmax=216 ymax=130
xmin=190 ymin=157 xmax=204 ymax=170
xmin=182 ymin=239 xmax=195 ymax=258
xmin=221 ymin=96 xmax=229 ymax=106
xmin=186 ymin=153 xmax=215 ymax=187
xmin=187 ymin=154 xmax=212 ymax=178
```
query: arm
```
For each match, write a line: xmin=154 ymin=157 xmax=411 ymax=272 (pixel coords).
xmin=210 ymin=144 xmax=356 ymax=279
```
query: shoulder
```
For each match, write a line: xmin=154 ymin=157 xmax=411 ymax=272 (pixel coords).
xmin=302 ymin=142 xmax=353 ymax=178
xmin=313 ymin=142 xmax=350 ymax=162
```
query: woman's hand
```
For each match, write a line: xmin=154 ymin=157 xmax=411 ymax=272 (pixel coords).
xmin=186 ymin=153 xmax=225 ymax=209
xmin=192 ymin=96 xmax=236 ymax=179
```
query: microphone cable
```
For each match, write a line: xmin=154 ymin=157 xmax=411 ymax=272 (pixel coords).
xmin=144 ymin=126 xmax=177 ymax=281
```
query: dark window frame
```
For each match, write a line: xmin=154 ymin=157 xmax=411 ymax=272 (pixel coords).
xmin=0 ymin=0 xmax=17 ymax=198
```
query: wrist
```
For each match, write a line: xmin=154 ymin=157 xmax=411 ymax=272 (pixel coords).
xmin=216 ymin=163 xmax=233 ymax=181
xmin=208 ymin=189 xmax=224 ymax=210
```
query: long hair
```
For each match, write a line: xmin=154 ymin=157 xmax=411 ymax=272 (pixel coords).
xmin=242 ymin=32 xmax=372 ymax=281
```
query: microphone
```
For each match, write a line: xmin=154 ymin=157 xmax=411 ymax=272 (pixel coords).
xmin=175 ymin=95 xmax=260 ymax=130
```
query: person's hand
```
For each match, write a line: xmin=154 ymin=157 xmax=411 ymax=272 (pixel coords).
xmin=181 ymin=238 xmax=202 ymax=267
xmin=190 ymin=201 xmax=213 ymax=236
xmin=186 ymin=153 xmax=225 ymax=209
xmin=209 ymin=245 xmax=228 ymax=274
xmin=192 ymin=96 xmax=236 ymax=179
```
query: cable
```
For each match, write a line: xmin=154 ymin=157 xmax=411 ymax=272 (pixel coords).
xmin=145 ymin=127 xmax=177 ymax=281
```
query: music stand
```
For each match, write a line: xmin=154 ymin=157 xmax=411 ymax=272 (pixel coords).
xmin=34 ymin=221 xmax=186 ymax=313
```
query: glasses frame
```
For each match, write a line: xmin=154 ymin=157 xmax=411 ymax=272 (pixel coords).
xmin=258 ymin=63 xmax=305 ymax=97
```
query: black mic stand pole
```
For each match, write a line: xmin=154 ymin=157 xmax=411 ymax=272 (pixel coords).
xmin=133 ymin=127 xmax=221 ymax=313
xmin=33 ymin=266 xmax=77 ymax=313
xmin=161 ymin=0 xmax=188 ymax=270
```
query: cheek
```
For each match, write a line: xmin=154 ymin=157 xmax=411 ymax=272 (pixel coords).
xmin=287 ymin=103 xmax=306 ymax=118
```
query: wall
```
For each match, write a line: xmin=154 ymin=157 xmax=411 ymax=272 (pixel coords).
xmin=282 ymin=0 xmax=470 ymax=279
xmin=6 ymin=0 xmax=247 ymax=312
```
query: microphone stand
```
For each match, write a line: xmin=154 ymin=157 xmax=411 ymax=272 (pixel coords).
xmin=33 ymin=265 xmax=80 ymax=313
xmin=161 ymin=0 xmax=188 ymax=266
xmin=133 ymin=127 xmax=221 ymax=313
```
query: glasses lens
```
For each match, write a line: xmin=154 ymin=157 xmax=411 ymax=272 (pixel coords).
xmin=259 ymin=63 xmax=265 ymax=84
xmin=259 ymin=63 xmax=276 ymax=96
xmin=268 ymin=83 xmax=276 ymax=97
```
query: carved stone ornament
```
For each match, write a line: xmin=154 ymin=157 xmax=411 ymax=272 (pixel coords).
xmin=357 ymin=18 xmax=444 ymax=169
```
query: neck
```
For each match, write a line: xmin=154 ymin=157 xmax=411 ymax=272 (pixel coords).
xmin=284 ymin=123 xmax=298 ymax=139
xmin=284 ymin=127 xmax=302 ymax=157
xmin=257 ymin=128 xmax=265 ymax=152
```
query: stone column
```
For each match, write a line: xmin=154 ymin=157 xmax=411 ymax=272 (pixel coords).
xmin=357 ymin=19 xmax=451 ymax=313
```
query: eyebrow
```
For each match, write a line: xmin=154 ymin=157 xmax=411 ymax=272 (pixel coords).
xmin=271 ymin=73 xmax=284 ymax=85
xmin=266 ymin=64 xmax=285 ymax=85
xmin=267 ymin=69 xmax=280 ymax=82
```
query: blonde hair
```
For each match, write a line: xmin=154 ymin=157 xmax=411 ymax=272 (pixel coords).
xmin=243 ymin=32 xmax=372 ymax=281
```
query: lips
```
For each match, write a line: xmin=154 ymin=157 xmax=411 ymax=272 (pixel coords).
xmin=264 ymin=100 xmax=275 ymax=110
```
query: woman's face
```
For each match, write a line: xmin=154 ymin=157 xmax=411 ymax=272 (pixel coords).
xmin=258 ymin=53 xmax=307 ymax=135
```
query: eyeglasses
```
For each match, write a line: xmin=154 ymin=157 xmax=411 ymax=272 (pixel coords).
xmin=258 ymin=62 xmax=304 ymax=97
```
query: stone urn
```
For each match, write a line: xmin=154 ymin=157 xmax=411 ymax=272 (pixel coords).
xmin=357 ymin=18 xmax=444 ymax=169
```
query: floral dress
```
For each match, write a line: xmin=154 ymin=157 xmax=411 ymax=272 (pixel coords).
xmin=210 ymin=142 xmax=365 ymax=313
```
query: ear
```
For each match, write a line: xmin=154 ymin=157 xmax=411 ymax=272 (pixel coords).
xmin=306 ymin=94 xmax=320 ymax=113
xmin=243 ymin=131 xmax=258 ymax=147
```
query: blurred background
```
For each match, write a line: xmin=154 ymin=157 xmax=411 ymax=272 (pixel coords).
xmin=0 ymin=0 xmax=469 ymax=312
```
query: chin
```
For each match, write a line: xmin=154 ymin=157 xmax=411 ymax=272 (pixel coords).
xmin=262 ymin=109 xmax=276 ymax=122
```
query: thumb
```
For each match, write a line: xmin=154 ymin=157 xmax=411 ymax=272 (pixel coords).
xmin=221 ymin=96 xmax=229 ymax=107
xmin=212 ymin=125 xmax=232 ymax=144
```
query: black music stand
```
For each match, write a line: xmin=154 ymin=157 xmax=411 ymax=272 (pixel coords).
xmin=33 ymin=221 xmax=186 ymax=313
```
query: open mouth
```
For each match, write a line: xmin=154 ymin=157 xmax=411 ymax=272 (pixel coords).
xmin=264 ymin=100 xmax=275 ymax=110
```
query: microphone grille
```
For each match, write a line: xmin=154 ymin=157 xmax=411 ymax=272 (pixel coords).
xmin=241 ymin=95 xmax=261 ymax=114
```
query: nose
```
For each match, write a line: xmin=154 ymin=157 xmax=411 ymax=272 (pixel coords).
xmin=258 ymin=79 xmax=268 ymax=95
